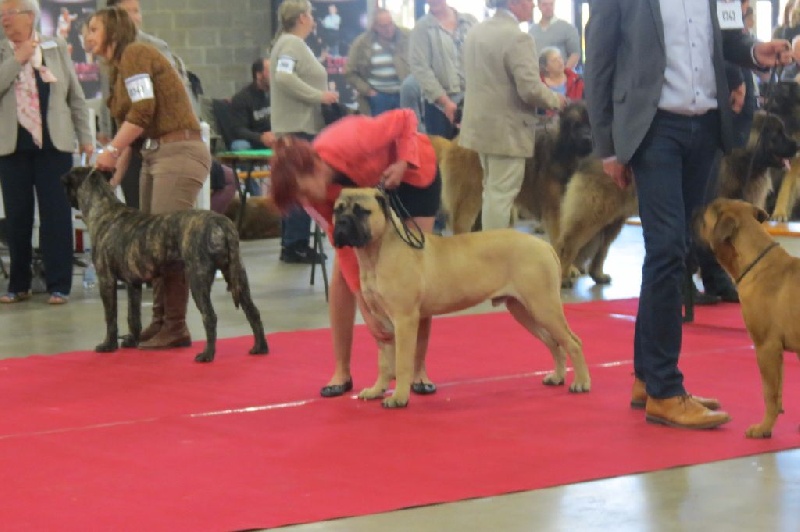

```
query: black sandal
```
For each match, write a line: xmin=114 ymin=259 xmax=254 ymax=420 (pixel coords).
xmin=320 ymin=378 xmax=353 ymax=398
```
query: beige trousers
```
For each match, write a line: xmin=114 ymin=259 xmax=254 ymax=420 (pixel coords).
xmin=140 ymin=139 xmax=211 ymax=215
xmin=478 ymin=153 xmax=526 ymax=230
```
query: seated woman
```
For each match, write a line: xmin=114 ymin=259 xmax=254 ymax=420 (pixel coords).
xmin=270 ymin=109 xmax=440 ymax=398
xmin=539 ymin=46 xmax=584 ymax=101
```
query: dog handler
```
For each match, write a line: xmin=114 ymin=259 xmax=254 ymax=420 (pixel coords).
xmin=89 ymin=7 xmax=211 ymax=349
xmin=270 ymin=109 xmax=440 ymax=397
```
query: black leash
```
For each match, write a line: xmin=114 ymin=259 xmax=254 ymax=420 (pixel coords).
xmin=735 ymin=241 xmax=779 ymax=285
xmin=376 ymin=183 xmax=425 ymax=249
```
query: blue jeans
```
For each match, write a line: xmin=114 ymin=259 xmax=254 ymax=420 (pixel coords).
xmin=399 ymin=75 xmax=425 ymax=132
xmin=230 ymin=139 xmax=264 ymax=197
xmin=368 ymin=92 xmax=400 ymax=116
xmin=629 ymin=110 xmax=720 ymax=399
xmin=424 ymin=101 xmax=457 ymax=140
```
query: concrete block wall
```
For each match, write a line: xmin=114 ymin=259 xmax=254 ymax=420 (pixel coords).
xmin=134 ymin=0 xmax=273 ymax=99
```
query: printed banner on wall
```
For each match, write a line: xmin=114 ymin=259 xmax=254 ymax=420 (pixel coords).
xmin=40 ymin=0 xmax=100 ymax=99
xmin=272 ymin=0 xmax=368 ymax=109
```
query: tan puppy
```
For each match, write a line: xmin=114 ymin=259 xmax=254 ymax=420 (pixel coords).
xmin=332 ymin=188 xmax=590 ymax=408
xmin=696 ymin=198 xmax=800 ymax=438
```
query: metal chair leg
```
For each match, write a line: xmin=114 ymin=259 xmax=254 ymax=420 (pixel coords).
xmin=309 ymin=224 xmax=329 ymax=301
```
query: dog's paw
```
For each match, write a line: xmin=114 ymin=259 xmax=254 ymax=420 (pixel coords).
xmin=381 ymin=395 xmax=409 ymax=408
xmin=119 ymin=334 xmax=138 ymax=348
xmin=358 ymin=387 xmax=386 ymax=400
xmin=542 ymin=373 xmax=565 ymax=386
xmin=249 ymin=337 xmax=269 ymax=355
xmin=745 ymin=424 xmax=773 ymax=439
xmin=590 ymin=273 xmax=612 ymax=285
xmin=569 ymin=381 xmax=591 ymax=393
xmin=194 ymin=351 xmax=215 ymax=363
xmin=770 ymin=211 xmax=789 ymax=223
xmin=95 ymin=340 xmax=118 ymax=353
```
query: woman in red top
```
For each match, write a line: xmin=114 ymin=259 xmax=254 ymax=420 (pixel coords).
xmin=271 ymin=109 xmax=440 ymax=397
xmin=539 ymin=46 xmax=584 ymax=101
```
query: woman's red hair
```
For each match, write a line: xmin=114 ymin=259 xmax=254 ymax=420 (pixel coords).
xmin=270 ymin=136 xmax=317 ymax=213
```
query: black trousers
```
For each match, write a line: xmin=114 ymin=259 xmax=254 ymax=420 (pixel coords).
xmin=0 ymin=149 xmax=74 ymax=294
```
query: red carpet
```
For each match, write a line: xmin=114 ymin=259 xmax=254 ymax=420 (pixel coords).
xmin=1 ymin=298 xmax=798 ymax=531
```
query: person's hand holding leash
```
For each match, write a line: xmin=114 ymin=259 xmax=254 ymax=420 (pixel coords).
xmin=754 ymin=40 xmax=794 ymax=68
xmin=95 ymin=149 xmax=117 ymax=171
xmin=381 ymin=160 xmax=408 ymax=189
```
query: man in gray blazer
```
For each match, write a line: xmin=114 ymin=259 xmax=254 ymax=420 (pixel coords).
xmin=584 ymin=0 xmax=793 ymax=430
xmin=459 ymin=0 xmax=564 ymax=231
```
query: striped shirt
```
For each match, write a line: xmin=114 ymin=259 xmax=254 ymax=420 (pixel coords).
xmin=367 ymin=42 xmax=401 ymax=93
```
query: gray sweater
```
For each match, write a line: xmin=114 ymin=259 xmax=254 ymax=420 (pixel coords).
xmin=270 ymin=34 xmax=328 ymax=136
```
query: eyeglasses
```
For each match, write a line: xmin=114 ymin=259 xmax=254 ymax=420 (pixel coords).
xmin=0 ymin=9 xmax=32 ymax=18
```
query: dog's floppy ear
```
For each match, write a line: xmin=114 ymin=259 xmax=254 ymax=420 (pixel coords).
xmin=711 ymin=212 xmax=738 ymax=247
xmin=752 ymin=205 xmax=769 ymax=223
xmin=374 ymin=189 xmax=390 ymax=219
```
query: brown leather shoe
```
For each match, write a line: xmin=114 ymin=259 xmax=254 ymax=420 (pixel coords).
xmin=645 ymin=395 xmax=731 ymax=429
xmin=630 ymin=378 xmax=721 ymax=411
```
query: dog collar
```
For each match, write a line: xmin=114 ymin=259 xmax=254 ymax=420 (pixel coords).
xmin=735 ymin=241 xmax=780 ymax=285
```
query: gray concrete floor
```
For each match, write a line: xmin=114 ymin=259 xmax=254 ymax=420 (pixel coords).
xmin=2 ymin=223 xmax=799 ymax=531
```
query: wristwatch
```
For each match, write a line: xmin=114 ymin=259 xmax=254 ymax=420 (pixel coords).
xmin=104 ymin=144 xmax=120 ymax=159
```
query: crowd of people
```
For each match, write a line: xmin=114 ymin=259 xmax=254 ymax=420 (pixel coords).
xmin=1 ymin=0 xmax=799 ymax=431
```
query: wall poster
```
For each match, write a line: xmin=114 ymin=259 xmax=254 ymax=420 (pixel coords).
xmin=40 ymin=0 xmax=100 ymax=99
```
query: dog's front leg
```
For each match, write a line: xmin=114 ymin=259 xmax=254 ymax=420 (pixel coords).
xmin=120 ymin=282 xmax=142 ymax=348
xmin=358 ymin=341 xmax=394 ymax=400
xmin=96 ymin=275 xmax=119 ymax=352
xmin=746 ymin=344 xmax=784 ymax=438
xmin=383 ymin=315 xmax=419 ymax=408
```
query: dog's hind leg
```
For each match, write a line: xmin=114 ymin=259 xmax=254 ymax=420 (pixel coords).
xmin=506 ymin=298 xmax=590 ymax=392
xmin=96 ymin=275 xmax=120 ymax=352
xmin=120 ymin=282 xmax=143 ymax=348
xmin=587 ymin=218 xmax=625 ymax=285
xmin=225 ymin=255 xmax=269 ymax=355
xmin=188 ymin=271 xmax=217 ymax=363
xmin=236 ymin=272 xmax=269 ymax=355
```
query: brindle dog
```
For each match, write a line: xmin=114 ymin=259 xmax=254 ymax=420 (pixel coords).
xmin=61 ymin=167 xmax=269 ymax=362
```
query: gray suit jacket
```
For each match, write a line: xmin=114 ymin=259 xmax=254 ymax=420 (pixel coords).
xmin=0 ymin=35 xmax=92 ymax=156
xmin=459 ymin=11 xmax=561 ymax=158
xmin=584 ymin=0 xmax=757 ymax=164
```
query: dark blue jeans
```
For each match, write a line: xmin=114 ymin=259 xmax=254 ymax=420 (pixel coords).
xmin=0 ymin=149 xmax=74 ymax=295
xmin=368 ymin=92 xmax=400 ymax=116
xmin=629 ymin=110 xmax=720 ymax=399
xmin=423 ymin=101 xmax=457 ymax=140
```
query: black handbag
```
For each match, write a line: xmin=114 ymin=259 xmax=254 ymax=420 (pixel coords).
xmin=321 ymin=102 xmax=348 ymax=125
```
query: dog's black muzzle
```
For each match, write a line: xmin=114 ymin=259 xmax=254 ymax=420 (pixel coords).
xmin=332 ymin=215 xmax=371 ymax=248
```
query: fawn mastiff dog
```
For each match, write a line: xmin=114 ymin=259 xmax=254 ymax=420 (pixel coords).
xmin=61 ymin=167 xmax=269 ymax=362
xmin=696 ymin=198 xmax=800 ymax=438
xmin=332 ymin=188 xmax=590 ymax=408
